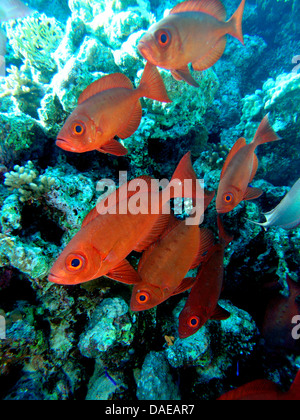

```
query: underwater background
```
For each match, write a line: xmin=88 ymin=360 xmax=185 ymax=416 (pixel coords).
xmin=0 ymin=0 xmax=299 ymax=400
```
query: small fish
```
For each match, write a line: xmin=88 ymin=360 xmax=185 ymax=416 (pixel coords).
xmin=130 ymin=211 xmax=215 ymax=312
xmin=261 ymin=274 xmax=300 ymax=352
xmin=248 ymin=178 xmax=300 ymax=229
xmin=56 ymin=62 xmax=171 ymax=156
xmin=0 ymin=0 xmax=32 ymax=22
xmin=49 ymin=152 xmax=204 ymax=286
xmin=137 ymin=0 xmax=246 ymax=87
xmin=216 ymin=114 xmax=281 ymax=213
xmin=217 ymin=370 xmax=300 ymax=400
xmin=178 ymin=215 xmax=231 ymax=338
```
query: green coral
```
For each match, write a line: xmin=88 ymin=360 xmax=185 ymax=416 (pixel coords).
xmin=4 ymin=161 xmax=56 ymax=203
xmin=5 ymin=13 xmax=64 ymax=82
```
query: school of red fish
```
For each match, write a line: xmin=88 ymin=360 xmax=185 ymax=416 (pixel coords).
xmin=4 ymin=0 xmax=295 ymax=400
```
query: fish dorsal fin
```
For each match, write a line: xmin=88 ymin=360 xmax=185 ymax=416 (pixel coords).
xmin=117 ymin=100 xmax=142 ymax=139
xmin=221 ymin=137 xmax=247 ymax=179
xmin=171 ymin=0 xmax=226 ymax=21
xmin=193 ymin=36 xmax=227 ymax=71
xmin=78 ymin=73 xmax=133 ymax=104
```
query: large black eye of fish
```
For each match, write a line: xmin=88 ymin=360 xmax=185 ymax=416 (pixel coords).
xmin=136 ymin=291 xmax=150 ymax=304
xmin=223 ymin=192 xmax=234 ymax=204
xmin=187 ymin=315 xmax=200 ymax=328
xmin=66 ymin=253 xmax=86 ymax=272
xmin=72 ymin=121 xmax=86 ymax=136
xmin=155 ymin=29 xmax=171 ymax=47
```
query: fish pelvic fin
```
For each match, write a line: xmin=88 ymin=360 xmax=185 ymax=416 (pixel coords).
xmin=137 ymin=61 xmax=171 ymax=103
xmin=227 ymin=0 xmax=246 ymax=45
xmin=252 ymin=114 xmax=281 ymax=147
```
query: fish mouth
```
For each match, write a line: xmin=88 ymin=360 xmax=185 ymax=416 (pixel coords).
xmin=48 ymin=272 xmax=64 ymax=284
xmin=56 ymin=138 xmax=76 ymax=152
xmin=137 ymin=41 xmax=155 ymax=63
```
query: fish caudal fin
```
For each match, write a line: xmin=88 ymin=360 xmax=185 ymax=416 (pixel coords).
xmin=138 ymin=62 xmax=172 ymax=103
xmin=252 ymin=114 xmax=281 ymax=147
xmin=227 ymin=0 xmax=246 ymax=45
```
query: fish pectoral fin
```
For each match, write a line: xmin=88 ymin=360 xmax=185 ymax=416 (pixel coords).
xmin=220 ymin=137 xmax=247 ymax=179
xmin=106 ymin=259 xmax=141 ymax=284
xmin=99 ymin=139 xmax=128 ymax=156
xmin=243 ymin=186 xmax=264 ymax=201
xmin=211 ymin=304 xmax=231 ymax=320
xmin=172 ymin=277 xmax=196 ymax=296
xmin=134 ymin=212 xmax=171 ymax=253
xmin=117 ymin=100 xmax=142 ymax=139
xmin=192 ymin=36 xmax=227 ymax=72
xmin=171 ymin=67 xmax=199 ymax=87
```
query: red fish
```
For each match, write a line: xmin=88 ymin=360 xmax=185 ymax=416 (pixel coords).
xmin=48 ymin=152 xmax=204 ymax=286
xmin=216 ymin=114 xmax=281 ymax=213
xmin=178 ymin=215 xmax=231 ymax=338
xmin=56 ymin=62 xmax=171 ymax=156
xmin=130 ymin=195 xmax=215 ymax=311
xmin=217 ymin=370 xmax=300 ymax=400
xmin=138 ymin=0 xmax=246 ymax=87
xmin=261 ymin=275 xmax=300 ymax=352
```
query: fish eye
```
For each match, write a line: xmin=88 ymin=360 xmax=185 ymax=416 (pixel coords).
xmin=65 ymin=254 xmax=86 ymax=272
xmin=156 ymin=29 xmax=171 ymax=47
xmin=72 ymin=121 xmax=85 ymax=136
xmin=187 ymin=316 xmax=200 ymax=328
xmin=223 ymin=193 xmax=234 ymax=203
xmin=136 ymin=291 xmax=150 ymax=304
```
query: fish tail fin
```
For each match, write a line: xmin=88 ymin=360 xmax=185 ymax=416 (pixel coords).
xmin=252 ymin=114 xmax=281 ymax=147
xmin=227 ymin=0 xmax=246 ymax=45
xmin=138 ymin=62 xmax=172 ymax=103
xmin=168 ymin=151 xmax=205 ymax=205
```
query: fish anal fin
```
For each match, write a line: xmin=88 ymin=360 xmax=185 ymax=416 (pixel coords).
xmin=192 ymin=36 xmax=227 ymax=71
xmin=243 ymin=186 xmax=263 ymax=201
xmin=117 ymin=100 xmax=142 ymax=139
xmin=172 ymin=277 xmax=196 ymax=296
xmin=221 ymin=137 xmax=247 ymax=179
xmin=99 ymin=139 xmax=128 ymax=156
xmin=78 ymin=73 xmax=133 ymax=104
xmin=190 ymin=228 xmax=215 ymax=269
xmin=211 ymin=304 xmax=230 ymax=320
xmin=106 ymin=259 xmax=141 ymax=284
xmin=171 ymin=67 xmax=199 ymax=87
xmin=171 ymin=0 xmax=226 ymax=21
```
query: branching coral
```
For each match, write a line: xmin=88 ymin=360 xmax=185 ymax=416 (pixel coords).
xmin=5 ymin=12 xmax=64 ymax=82
xmin=4 ymin=161 xmax=56 ymax=203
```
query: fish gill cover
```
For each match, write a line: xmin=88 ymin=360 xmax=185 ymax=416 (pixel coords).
xmin=0 ymin=0 xmax=299 ymax=401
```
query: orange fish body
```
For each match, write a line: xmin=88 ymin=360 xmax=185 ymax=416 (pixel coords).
xmin=130 ymin=218 xmax=215 ymax=311
xmin=216 ymin=114 xmax=280 ymax=213
xmin=138 ymin=0 xmax=246 ymax=87
xmin=49 ymin=152 xmax=203 ymax=286
xmin=56 ymin=62 xmax=171 ymax=155
xmin=218 ymin=370 xmax=300 ymax=400
xmin=178 ymin=216 xmax=231 ymax=338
